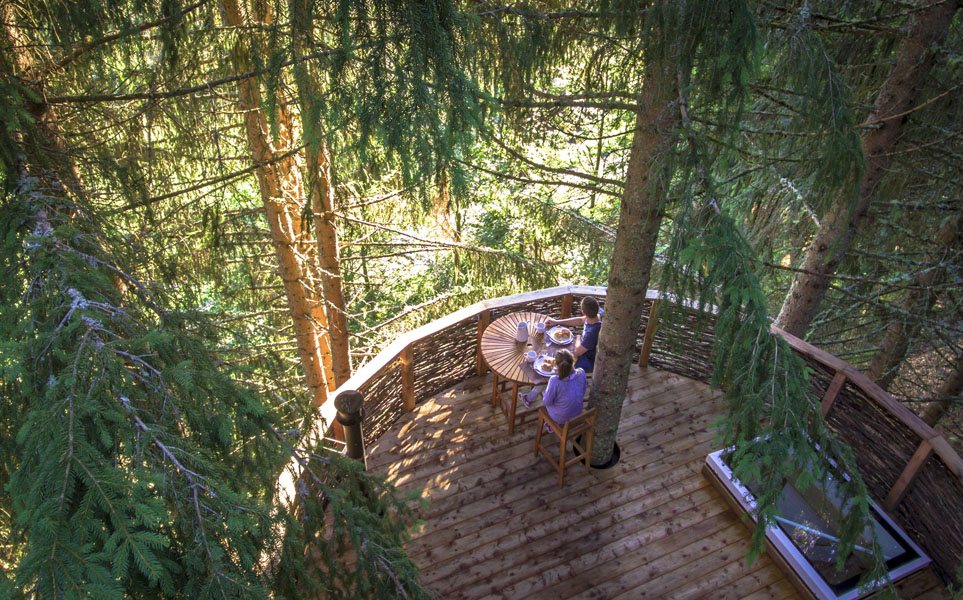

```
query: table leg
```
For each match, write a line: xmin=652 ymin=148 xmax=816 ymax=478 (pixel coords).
xmin=509 ymin=382 xmax=519 ymax=434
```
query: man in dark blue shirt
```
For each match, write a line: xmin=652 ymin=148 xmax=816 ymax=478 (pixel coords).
xmin=547 ymin=297 xmax=602 ymax=372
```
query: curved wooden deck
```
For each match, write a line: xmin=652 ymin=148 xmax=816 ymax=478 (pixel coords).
xmin=366 ymin=365 xmax=947 ymax=599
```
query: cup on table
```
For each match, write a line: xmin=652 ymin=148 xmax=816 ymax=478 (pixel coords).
xmin=525 ymin=350 xmax=537 ymax=363
xmin=535 ymin=322 xmax=546 ymax=336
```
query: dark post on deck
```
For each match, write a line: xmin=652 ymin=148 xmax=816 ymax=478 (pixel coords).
xmin=335 ymin=390 xmax=366 ymax=468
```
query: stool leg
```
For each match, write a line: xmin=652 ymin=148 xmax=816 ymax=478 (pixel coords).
xmin=491 ymin=372 xmax=499 ymax=408
xmin=558 ymin=429 xmax=567 ymax=488
xmin=534 ymin=412 xmax=543 ymax=458
xmin=509 ymin=382 xmax=518 ymax=434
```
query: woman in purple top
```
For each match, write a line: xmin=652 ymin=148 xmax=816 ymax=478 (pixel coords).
xmin=522 ymin=350 xmax=586 ymax=425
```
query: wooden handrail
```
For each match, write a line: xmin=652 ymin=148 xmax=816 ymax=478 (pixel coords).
xmin=476 ymin=310 xmax=491 ymax=377
xmin=772 ymin=326 xmax=963 ymax=480
xmin=295 ymin=286 xmax=963 ymax=514
xmin=312 ymin=285 xmax=610 ymax=435
xmin=639 ymin=299 xmax=660 ymax=368
xmin=400 ymin=346 xmax=415 ymax=412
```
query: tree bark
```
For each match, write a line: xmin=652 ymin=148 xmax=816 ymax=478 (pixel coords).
xmin=588 ymin=61 xmax=679 ymax=466
xmin=288 ymin=0 xmax=352 ymax=389
xmin=866 ymin=213 xmax=963 ymax=389
xmin=774 ymin=0 xmax=960 ymax=338
xmin=921 ymin=352 xmax=963 ymax=427
xmin=1 ymin=4 xmax=85 ymax=203
xmin=307 ymin=140 xmax=352 ymax=388
xmin=219 ymin=0 xmax=333 ymax=406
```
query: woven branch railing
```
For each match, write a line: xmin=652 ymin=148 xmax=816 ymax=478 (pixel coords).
xmin=287 ymin=285 xmax=963 ymax=583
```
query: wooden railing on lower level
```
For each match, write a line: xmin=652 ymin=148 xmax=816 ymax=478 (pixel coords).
xmin=294 ymin=285 xmax=963 ymax=584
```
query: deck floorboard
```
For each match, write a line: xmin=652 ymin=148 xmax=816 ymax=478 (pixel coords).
xmin=366 ymin=366 xmax=946 ymax=599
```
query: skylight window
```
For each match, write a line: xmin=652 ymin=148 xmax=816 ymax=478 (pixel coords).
xmin=704 ymin=448 xmax=930 ymax=600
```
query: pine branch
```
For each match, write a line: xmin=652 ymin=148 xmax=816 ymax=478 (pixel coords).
xmin=497 ymin=96 xmax=639 ymax=112
xmin=340 ymin=248 xmax=451 ymax=261
xmin=754 ymin=256 xmax=945 ymax=291
xmin=46 ymin=40 xmax=390 ymax=104
xmin=354 ymin=292 xmax=459 ymax=337
xmin=485 ymin=130 xmax=625 ymax=188
xmin=457 ymin=158 xmax=620 ymax=197
xmin=861 ymin=80 xmax=963 ymax=128
xmin=116 ymin=145 xmax=305 ymax=211
xmin=338 ymin=214 xmax=503 ymax=253
xmin=48 ymin=0 xmax=213 ymax=73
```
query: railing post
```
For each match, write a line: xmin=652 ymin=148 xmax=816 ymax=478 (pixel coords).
xmin=476 ymin=310 xmax=491 ymax=376
xmin=639 ymin=300 xmax=660 ymax=367
xmin=561 ymin=293 xmax=574 ymax=319
xmin=884 ymin=439 xmax=933 ymax=512
xmin=334 ymin=390 xmax=366 ymax=467
xmin=820 ymin=371 xmax=847 ymax=417
xmin=401 ymin=345 xmax=415 ymax=411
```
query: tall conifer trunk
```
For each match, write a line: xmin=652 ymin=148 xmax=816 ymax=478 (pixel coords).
xmin=867 ymin=213 xmax=963 ymax=389
xmin=774 ymin=0 xmax=959 ymax=338
xmin=219 ymin=0 xmax=334 ymax=406
xmin=921 ymin=353 xmax=963 ymax=427
xmin=307 ymin=140 xmax=352 ymax=388
xmin=289 ymin=0 xmax=352 ymax=388
xmin=1 ymin=4 xmax=85 ymax=203
xmin=589 ymin=60 xmax=679 ymax=466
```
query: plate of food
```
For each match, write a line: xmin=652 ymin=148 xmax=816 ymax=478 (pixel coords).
xmin=533 ymin=354 xmax=557 ymax=377
xmin=547 ymin=326 xmax=574 ymax=345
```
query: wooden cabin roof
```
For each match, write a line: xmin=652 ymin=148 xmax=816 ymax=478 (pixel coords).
xmin=366 ymin=365 xmax=947 ymax=599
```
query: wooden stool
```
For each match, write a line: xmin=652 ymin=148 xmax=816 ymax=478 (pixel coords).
xmin=534 ymin=406 xmax=597 ymax=487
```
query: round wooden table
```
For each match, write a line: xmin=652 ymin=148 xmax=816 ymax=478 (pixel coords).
xmin=480 ymin=311 xmax=575 ymax=434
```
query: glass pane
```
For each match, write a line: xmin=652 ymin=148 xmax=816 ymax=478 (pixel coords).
xmin=744 ymin=467 xmax=911 ymax=594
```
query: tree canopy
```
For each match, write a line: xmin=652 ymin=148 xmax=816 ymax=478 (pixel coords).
xmin=1 ymin=0 xmax=961 ymax=597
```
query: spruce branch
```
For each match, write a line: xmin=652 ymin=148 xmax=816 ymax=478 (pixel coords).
xmin=484 ymin=129 xmax=624 ymax=187
xmin=45 ymin=40 xmax=392 ymax=105
xmin=48 ymin=0 xmax=213 ymax=73
xmin=456 ymin=158 xmax=620 ymax=197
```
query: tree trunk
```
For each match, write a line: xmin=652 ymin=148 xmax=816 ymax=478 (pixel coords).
xmin=219 ymin=0 xmax=333 ymax=406
xmin=1 ymin=4 xmax=85 ymax=202
xmin=774 ymin=0 xmax=959 ymax=338
xmin=288 ymin=0 xmax=352 ymax=389
xmin=921 ymin=352 xmax=963 ymax=427
xmin=306 ymin=140 xmax=352 ymax=388
xmin=588 ymin=61 xmax=679 ymax=466
xmin=866 ymin=213 xmax=963 ymax=389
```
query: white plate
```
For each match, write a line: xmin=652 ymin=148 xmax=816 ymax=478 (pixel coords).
xmin=547 ymin=326 xmax=574 ymax=345
xmin=533 ymin=354 xmax=557 ymax=377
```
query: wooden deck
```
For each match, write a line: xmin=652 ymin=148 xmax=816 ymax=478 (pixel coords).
xmin=366 ymin=365 xmax=947 ymax=599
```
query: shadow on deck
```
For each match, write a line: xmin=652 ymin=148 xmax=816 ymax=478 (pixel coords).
xmin=366 ymin=365 xmax=946 ymax=600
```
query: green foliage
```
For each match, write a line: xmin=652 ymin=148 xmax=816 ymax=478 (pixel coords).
xmin=0 ymin=173 xmax=430 ymax=597
xmin=659 ymin=156 xmax=896 ymax=600
xmin=2 ymin=0 xmax=960 ymax=596
xmin=637 ymin=3 xmax=910 ymax=595
xmin=288 ymin=0 xmax=484 ymax=186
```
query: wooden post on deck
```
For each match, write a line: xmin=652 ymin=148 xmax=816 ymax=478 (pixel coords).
xmin=820 ymin=370 xmax=847 ymax=417
xmin=884 ymin=439 xmax=934 ymax=512
xmin=401 ymin=346 xmax=415 ymax=411
xmin=561 ymin=293 xmax=574 ymax=319
xmin=639 ymin=300 xmax=660 ymax=367
xmin=334 ymin=390 xmax=366 ymax=467
xmin=477 ymin=310 xmax=490 ymax=376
